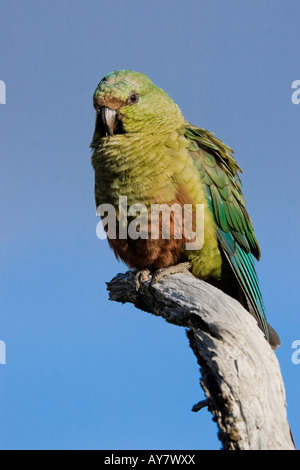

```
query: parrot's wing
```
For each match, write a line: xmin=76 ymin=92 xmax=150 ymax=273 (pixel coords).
xmin=185 ymin=124 xmax=269 ymax=340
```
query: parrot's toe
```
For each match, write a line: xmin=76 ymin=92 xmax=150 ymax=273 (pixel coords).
xmin=150 ymin=262 xmax=193 ymax=285
xmin=135 ymin=269 xmax=151 ymax=291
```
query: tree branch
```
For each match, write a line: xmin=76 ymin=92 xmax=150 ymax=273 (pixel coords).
xmin=106 ymin=271 xmax=295 ymax=450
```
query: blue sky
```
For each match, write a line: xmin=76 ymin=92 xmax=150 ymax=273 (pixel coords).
xmin=0 ymin=0 xmax=299 ymax=450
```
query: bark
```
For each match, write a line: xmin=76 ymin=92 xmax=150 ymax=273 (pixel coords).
xmin=106 ymin=271 xmax=295 ymax=450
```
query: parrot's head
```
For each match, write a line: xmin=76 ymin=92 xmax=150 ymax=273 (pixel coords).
xmin=92 ymin=70 xmax=185 ymax=140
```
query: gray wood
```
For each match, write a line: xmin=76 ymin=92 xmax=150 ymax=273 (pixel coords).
xmin=107 ymin=271 xmax=295 ymax=450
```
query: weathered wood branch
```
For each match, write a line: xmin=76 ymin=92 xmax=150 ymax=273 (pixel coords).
xmin=107 ymin=271 xmax=295 ymax=450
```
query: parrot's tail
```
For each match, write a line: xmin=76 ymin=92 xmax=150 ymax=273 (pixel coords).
xmin=267 ymin=322 xmax=281 ymax=351
xmin=244 ymin=292 xmax=281 ymax=350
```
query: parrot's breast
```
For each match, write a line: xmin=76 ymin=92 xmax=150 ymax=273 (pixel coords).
xmin=92 ymin=132 xmax=223 ymax=277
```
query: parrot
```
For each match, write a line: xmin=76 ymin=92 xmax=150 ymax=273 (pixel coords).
xmin=91 ymin=69 xmax=280 ymax=350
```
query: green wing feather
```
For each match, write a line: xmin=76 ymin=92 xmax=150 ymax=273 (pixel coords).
xmin=185 ymin=124 xmax=269 ymax=340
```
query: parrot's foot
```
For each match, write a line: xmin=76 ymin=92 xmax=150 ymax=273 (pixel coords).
xmin=151 ymin=262 xmax=193 ymax=285
xmin=135 ymin=269 xmax=151 ymax=291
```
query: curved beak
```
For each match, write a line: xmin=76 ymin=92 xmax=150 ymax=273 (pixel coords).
xmin=99 ymin=106 xmax=117 ymax=136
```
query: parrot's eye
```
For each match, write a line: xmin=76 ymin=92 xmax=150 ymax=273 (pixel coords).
xmin=127 ymin=92 xmax=139 ymax=105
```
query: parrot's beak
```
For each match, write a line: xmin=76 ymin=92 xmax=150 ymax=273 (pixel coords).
xmin=99 ymin=106 xmax=117 ymax=136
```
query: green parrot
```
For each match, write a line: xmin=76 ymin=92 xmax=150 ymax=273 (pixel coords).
xmin=91 ymin=69 xmax=280 ymax=349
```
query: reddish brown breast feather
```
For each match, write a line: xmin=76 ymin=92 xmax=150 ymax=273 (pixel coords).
xmin=104 ymin=188 xmax=196 ymax=269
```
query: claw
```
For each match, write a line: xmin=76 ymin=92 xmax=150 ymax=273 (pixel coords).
xmin=135 ymin=269 xmax=151 ymax=291
xmin=150 ymin=262 xmax=193 ymax=285
xmin=135 ymin=262 xmax=193 ymax=290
